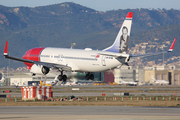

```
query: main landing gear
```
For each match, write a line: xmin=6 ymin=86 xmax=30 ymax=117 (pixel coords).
xmin=58 ymin=71 xmax=67 ymax=82
xmin=85 ymin=73 xmax=94 ymax=80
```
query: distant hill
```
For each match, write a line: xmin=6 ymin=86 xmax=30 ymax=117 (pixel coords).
xmin=0 ymin=2 xmax=180 ymax=68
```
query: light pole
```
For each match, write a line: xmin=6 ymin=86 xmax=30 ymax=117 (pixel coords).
xmin=163 ymin=48 xmax=164 ymax=66
xmin=8 ymin=52 xmax=10 ymax=86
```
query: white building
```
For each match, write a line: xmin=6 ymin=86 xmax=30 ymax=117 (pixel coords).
xmin=114 ymin=66 xmax=144 ymax=84
xmin=9 ymin=73 xmax=57 ymax=86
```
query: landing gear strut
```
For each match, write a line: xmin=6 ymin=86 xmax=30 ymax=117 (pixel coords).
xmin=85 ymin=73 xmax=94 ymax=80
xmin=58 ymin=71 xmax=67 ymax=82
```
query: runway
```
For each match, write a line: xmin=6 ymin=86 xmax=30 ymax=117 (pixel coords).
xmin=1 ymin=92 xmax=179 ymax=98
xmin=0 ymin=106 xmax=179 ymax=120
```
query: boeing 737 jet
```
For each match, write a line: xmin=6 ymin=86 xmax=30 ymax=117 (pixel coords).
xmin=3 ymin=12 xmax=176 ymax=82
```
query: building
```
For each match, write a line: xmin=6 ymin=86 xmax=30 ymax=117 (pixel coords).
xmin=1 ymin=65 xmax=180 ymax=86
xmin=135 ymin=66 xmax=144 ymax=83
xmin=3 ymin=72 xmax=57 ymax=86
xmin=144 ymin=66 xmax=180 ymax=85
xmin=114 ymin=66 xmax=136 ymax=84
xmin=107 ymin=65 xmax=180 ymax=85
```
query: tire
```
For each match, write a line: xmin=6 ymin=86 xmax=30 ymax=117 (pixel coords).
xmin=62 ymin=75 xmax=67 ymax=81
xmin=85 ymin=74 xmax=90 ymax=80
xmin=58 ymin=75 xmax=62 ymax=81
xmin=89 ymin=74 xmax=94 ymax=80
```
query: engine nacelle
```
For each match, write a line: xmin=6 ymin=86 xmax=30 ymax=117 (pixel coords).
xmin=30 ymin=64 xmax=50 ymax=75
xmin=42 ymin=66 xmax=50 ymax=75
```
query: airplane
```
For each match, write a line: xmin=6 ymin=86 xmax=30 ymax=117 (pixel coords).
xmin=3 ymin=12 xmax=176 ymax=82
xmin=118 ymin=79 xmax=137 ymax=86
xmin=151 ymin=76 xmax=169 ymax=85
xmin=128 ymin=81 xmax=138 ymax=86
xmin=0 ymin=73 xmax=6 ymax=83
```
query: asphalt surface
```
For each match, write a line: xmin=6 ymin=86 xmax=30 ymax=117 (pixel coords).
xmin=0 ymin=85 xmax=179 ymax=97
xmin=0 ymin=92 xmax=179 ymax=98
xmin=0 ymin=85 xmax=180 ymax=119
xmin=0 ymin=106 xmax=179 ymax=120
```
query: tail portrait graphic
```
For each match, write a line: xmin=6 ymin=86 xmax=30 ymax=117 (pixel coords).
xmin=103 ymin=12 xmax=133 ymax=53
xmin=119 ymin=26 xmax=129 ymax=53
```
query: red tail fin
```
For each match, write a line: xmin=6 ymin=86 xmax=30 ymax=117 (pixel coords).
xmin=4 ymin=41 xmax=8 ymax=55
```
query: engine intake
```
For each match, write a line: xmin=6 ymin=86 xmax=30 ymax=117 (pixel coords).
xmin=42 ymin=66 xmax=50 ymax=75
xmin=30 ymin=64 xmax=50 ymax=75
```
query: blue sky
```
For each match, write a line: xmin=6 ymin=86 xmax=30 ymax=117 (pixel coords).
xmin=0 ymin=0 xmax=179 ymax=11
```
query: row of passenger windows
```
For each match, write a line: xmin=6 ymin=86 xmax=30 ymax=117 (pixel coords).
xmin=40 ymin=55 xmax=97 ymax=61
xmin=40 ymin=55 xmax=50 ymax=57
xmin=64 ymin=56 xmax=97 ymax=61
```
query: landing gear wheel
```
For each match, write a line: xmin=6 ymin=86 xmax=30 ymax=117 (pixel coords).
xmin=89 ymin=74 xmax=94 ymax=80
xmin=58 ymin=75 xmax=63 ymax=81
xmin=85 ymin=74 xmax=90 ymax=80
xmin=62 ymin=75 xmax=67 ymax=82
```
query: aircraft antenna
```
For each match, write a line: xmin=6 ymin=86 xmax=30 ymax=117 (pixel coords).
xmin=70 ymin=43 xmax=76 ymax=49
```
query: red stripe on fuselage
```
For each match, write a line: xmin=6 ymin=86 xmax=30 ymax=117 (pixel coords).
xmin=22 ymin=47 xmax=45 ymax=69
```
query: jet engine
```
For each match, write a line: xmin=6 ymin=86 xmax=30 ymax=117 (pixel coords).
xmin=30 ymin=64 xmax=50 ymax=75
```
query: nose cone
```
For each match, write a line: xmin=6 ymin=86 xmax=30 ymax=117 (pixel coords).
xmin=22 ymin=47 xmax=45 ymax=69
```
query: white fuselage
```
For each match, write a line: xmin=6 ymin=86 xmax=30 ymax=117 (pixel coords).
xmin=39 ymin=47 xmax=124 ymax=72
xmin=119 ymin=80 xmax=137 ymax=85
xmin=153 ymin=80 xmax=169 ymax=84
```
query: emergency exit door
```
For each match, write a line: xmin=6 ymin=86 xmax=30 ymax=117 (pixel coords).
xmin=102 ymin=56 xmax=106 ymax=66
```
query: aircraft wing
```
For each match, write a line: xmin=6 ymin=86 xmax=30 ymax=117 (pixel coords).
xmin=130 ymin=38 xmax=176 ymax=58
xmin=3 ymin=41 xmax=72 ymax=71
xmin=33 ymin=61 xmax=72 ymax=71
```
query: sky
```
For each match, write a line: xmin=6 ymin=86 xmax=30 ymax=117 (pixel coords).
xmin=0 ymin=0 xmax=180 ymax=11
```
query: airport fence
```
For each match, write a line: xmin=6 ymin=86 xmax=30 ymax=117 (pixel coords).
xmin=0 ymin=96 xmax=180 ymax=103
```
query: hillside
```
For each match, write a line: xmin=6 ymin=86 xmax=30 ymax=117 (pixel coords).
xmin=0 ymin=2 xmax=180 ymax=68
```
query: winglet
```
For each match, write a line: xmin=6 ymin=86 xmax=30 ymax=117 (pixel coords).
xmin=168 ymin=38 xmax=176 ymax=52
xmin=4 ymin=41 xmax=8 ymax=56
